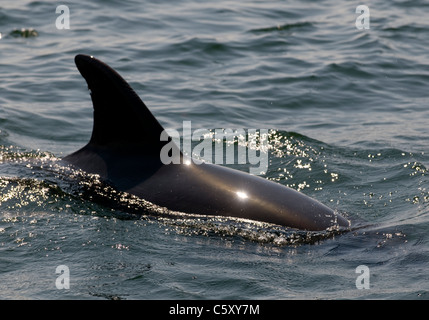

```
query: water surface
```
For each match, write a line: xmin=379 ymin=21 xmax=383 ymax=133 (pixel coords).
xmin=1 ymin=0 xmax=429 ymax=299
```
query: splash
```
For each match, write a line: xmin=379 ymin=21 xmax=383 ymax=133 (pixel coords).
xmin=0 ymin=142 xmax=348 ymax=246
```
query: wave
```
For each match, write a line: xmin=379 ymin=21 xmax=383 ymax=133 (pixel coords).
xmin=249 ymin=22 xmax=315 ymax=33
xmin=0 ymin=137 xmax=350 ymax=246
xmin=1 ymin=126 xmax=428 ymax=246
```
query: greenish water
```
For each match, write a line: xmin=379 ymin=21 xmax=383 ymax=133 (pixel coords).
xmin=1 ymin=0 xmax=429 ymax=299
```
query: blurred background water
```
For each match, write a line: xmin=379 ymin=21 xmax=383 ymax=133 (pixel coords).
xmin=0 ymin=0 xmax=429 ymax=299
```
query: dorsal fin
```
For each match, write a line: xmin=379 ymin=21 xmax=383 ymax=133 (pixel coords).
xmin=74 ymin=54 xmax=166 ymax=154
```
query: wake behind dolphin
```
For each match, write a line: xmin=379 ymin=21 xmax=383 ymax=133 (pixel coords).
xmin=64 ymin=54 xmax=349 ymax=231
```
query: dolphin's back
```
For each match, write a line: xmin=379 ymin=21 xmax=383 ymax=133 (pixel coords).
xmin=126 ymin=161 xmax=345 ymax=230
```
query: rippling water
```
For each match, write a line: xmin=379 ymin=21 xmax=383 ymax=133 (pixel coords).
xmin=1 ymin=0 xmax=429 ymax=299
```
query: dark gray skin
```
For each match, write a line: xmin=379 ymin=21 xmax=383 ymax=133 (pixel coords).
xmin=65 ymin=54 xmax=349 ymax=231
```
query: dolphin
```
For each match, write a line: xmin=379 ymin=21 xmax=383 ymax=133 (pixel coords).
xmin=64 ymin=54 xmax=349 ymax=231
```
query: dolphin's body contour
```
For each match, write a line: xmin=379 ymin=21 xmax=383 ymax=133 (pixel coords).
xmin=64 ymin=54 xmax=349 ymax=231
